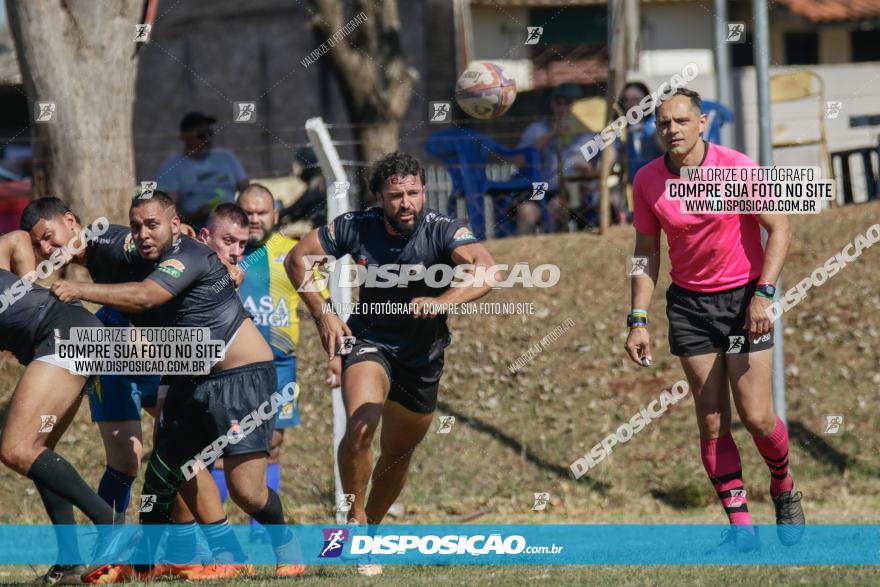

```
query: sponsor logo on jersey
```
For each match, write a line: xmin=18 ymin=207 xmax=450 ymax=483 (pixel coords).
xmin=279 ymin=402 xmax=295 ymax=420
xmin=157 ymin=258 xmax=185 ymax=278
xmin=243 ymin=295 xmax=291 ymax=327
xmin=356 ymin=346 xmax=378 ymax=356
xmin=453 ymin=227 xmax=477 ymax=242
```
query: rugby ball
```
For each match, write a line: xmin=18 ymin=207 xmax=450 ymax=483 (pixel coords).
xmin=454 ymin=62 xmax=517 ymax=120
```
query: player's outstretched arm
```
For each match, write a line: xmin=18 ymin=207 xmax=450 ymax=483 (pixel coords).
xmin=411 ymin=242 xmax=499 ymax=319
xmin=285 ymin=228 xmax=351 ymax=359
xmin=50 ymin=278 xmax=174 ymax=312
xmin=625 ymin=231 xmax=661 ymax=366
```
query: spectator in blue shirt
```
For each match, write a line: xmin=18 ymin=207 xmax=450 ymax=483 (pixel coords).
xmin=157 ymin=112 xmax=250 ymax=228
xmin=514 ymin=83 xmax=596 ymax=233
xmin=618 ymin=82 xmax=664 ymax=182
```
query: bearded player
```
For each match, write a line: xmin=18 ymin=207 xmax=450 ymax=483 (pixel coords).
xmin=286 ymin=152 xmax=498 ymax=576
xmin=625 ymin=88 xmax=804 ymax=551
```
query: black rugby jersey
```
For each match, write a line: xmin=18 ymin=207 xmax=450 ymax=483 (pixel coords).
xmin=145 ymin=235 xmax=248 ymax=345
xmin=318 ymin=207 xmax=478 ymax=367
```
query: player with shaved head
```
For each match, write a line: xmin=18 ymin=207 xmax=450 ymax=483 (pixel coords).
xmin=46 ymin=192 xmax=302 ymax=582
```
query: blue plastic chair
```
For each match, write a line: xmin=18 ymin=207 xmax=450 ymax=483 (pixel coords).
xmin=425 ymin=128 xmax=550 ymax=239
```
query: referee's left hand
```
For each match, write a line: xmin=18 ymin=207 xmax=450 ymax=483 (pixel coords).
xmin=745 ymin=295 xmax=773 ymax=340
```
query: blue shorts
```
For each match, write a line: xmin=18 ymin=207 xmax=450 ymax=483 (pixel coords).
xmin=88 ymin=374 xmax=160 ymax=422
xmin=87 ymin=306 xmax=160 ymax=422
xmin=274 ymin=355 xmax=299 ymax=428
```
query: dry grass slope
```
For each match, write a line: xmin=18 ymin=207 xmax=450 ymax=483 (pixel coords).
xmin=0 ymin=202 xmax=878 ymax=583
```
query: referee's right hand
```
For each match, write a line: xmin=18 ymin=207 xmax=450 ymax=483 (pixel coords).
xmin=625 ymin=327 xmax=652 ymax=366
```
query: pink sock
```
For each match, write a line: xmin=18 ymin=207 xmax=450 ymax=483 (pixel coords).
xmin=701 ymin=432 xmax=752 ymax=526
xmin=753 ymin=417 xmax=794 ymax=497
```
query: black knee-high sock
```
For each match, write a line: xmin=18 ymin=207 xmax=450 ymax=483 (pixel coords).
xmin=27 ymin=449 xmax=116 ymax=525
xmin=251 ymin=488 xmax=292 ymax=549
xmin=35 ymin=482 xmax=82 ymax=563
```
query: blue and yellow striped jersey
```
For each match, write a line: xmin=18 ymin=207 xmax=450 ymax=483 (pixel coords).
xmin=239 ymin=233 xmax=328 ymax=358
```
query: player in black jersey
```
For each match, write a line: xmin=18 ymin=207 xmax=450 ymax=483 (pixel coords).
xmin=286 ymin=152 xmax=498 ymax=574
xmin=0 ymin=230 xmax=121 ymax=584
xmin=22 ymin=197 xmax=238 ymax=581
xmin=48 ymin=192 xmax=300 ymax=582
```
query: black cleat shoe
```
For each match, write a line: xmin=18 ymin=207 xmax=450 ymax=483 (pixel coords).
xmin=773 ymin=488 xmax=805 ymax=546
xmin=35 ymin=564 xmax=85 ymax=585
xmin=707 ymin=525 xmax=760 ymax=555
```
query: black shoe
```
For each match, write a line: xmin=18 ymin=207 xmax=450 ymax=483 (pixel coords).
xmin=707 ymin=525 xmax=760 ymax=554
xmin=773 ymin=488 xmax=805 ymax=546
xmin=35 ymin=564 xmax=85 ymax=585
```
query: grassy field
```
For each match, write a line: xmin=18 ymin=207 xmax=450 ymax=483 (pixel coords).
xmin=0 ymin=201 xmax=878 ymax=584
xmin=3 ymin=565 xmax=880 ymax=586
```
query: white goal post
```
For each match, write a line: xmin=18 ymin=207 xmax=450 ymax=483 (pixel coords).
xmin=305 ymin=117 xmax=352 ymax=523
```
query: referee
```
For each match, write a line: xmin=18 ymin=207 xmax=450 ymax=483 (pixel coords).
xmin=625 ymin=88 xmax=804 ymax=551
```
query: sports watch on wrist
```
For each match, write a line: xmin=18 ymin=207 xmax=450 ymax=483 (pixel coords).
xmin=755 ymin=281 xmax=776 ymax=299
xmin=627 ymin=314 xmax=648 ymax=328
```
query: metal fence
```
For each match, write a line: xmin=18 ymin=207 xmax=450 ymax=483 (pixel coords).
xmin=424 ymin=163 xmax=519 ymax=222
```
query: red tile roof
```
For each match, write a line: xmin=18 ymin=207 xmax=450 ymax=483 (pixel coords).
xmin=775 ymin=0 xmax=880 ymax=23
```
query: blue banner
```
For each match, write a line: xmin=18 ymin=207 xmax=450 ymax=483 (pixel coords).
xmin=0 ymin=524 xmax=876 ymax=565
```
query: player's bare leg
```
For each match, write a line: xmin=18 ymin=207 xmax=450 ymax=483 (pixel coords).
xmin=97 ymin=422 xmax=143 ymax=478
xmin=2 ymin=364 xmax=88 ymax=475
xmin=679 ymin=352 xmax=731 ymax=439
xmin=338 ymin=362 xmax=390 ymax=524
xmin=727 ymin=349 xmax=804 ymax=544
xmin=679 ymin=352 xmax=757 ymax=551
xmin=726 ymin=349 xmax=775 ymax=436
xmin=223 ymin=453 xmax=269 ymax=515
xmin=0 ymin=362 xmax=117 ymax=528
xmin=365 ymin=400 xmax=433 ymax=524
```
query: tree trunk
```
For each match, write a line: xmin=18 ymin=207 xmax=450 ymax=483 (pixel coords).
xmin=355 ymin=121 xmax=400 ymax=200
xmin=309 ymin=0 xmax=416 ymax=205
xmin=7 ymin=0 xmax=143 ymax=225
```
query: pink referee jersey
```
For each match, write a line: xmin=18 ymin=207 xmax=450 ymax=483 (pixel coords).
xmin=633 ymin=142 xmax=765 ymax=293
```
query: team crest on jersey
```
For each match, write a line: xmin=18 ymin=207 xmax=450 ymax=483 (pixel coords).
xmin=157 ymin=259 xmax=185 ymax=278
xmin=453 ymin=227 xmax=476 ymax=242
xmin=357 ymin=255 xmax=368 ymax=267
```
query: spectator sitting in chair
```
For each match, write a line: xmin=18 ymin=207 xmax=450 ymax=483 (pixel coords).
xmin=514 ymin=83 xmax=597 ymax=234
xmin=618 ymin=81 xmax=665 ymax=183
xmin=157 ymin=111 xmax=250 ymax=229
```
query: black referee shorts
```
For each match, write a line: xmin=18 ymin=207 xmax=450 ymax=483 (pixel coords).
xmin=666 ymin=278 xmax=774 ymax=357
xmin=342 ymin=339 xmax=444 ymax=414
xmin=157 ymin=360 xmax=277 ymax=464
